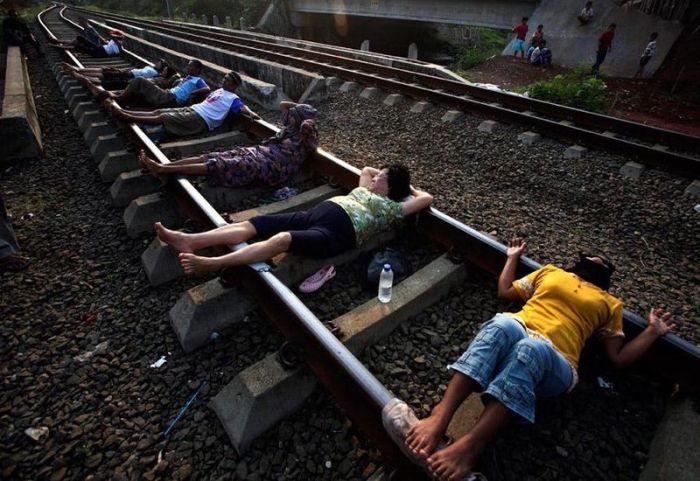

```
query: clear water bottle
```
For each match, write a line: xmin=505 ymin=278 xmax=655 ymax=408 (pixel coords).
xmin=378 ymin=264 xmax=393 ymax=303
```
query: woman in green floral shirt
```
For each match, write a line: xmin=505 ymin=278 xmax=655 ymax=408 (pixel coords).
xmin=153 ymin=165 xmax=433 ymax=275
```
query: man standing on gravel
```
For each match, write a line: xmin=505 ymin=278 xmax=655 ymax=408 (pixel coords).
xmin=0 ymin=193 xmax=30 ymax=273
xmin=404 ymin=239 xmax=674 ymax=481
xmin=511 ymin=17 xmax=529 ymax=61
xmin=591 ymin=23 xmax=616 ymax=75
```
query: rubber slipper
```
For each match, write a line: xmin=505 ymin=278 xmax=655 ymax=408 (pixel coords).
xmin=299 ymin=265 xmax=335 ymax=293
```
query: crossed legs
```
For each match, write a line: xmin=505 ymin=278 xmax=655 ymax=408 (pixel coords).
xmin=155 ymin=222 xmax=292 ymax=275
xmin=138 ymin=150 xmax=208 ymax=176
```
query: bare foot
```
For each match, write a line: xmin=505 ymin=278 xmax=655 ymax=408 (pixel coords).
xmin=426 ymin=434 xmax=484 ymax=481
xmin=138 ymin=149 xmax=163 ymax=175
xmin=154 ymin=222 xmax=193 ymax=253
xmin=179 ymin=253 xmax=219 ymax=275
xmin=405 ymin=412 xmax=450 ymax=461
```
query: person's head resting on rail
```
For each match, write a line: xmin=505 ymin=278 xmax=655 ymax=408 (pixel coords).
xmin=154 ymin=58 xmax=168 ymax=73
xmin=186 ymin=59 xmax=203 ymax=77
xmin=368 ymin=164 xmax=412 ymax=202
xmin=78 ymin=16 xmax=88 ymax=28
xmin=568 ymin=253 xmax=615 ymax=290
xmin=222 ymin=71 xmax=242 ymax=92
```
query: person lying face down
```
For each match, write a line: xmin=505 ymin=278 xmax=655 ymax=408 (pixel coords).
xmin=404 ymin=239 xmax=674 ymax=481
xmin=102 ymin=71 xmax=259 ymax=138
xmin=137 ymin=101 xmax=317 ymax=188
xmin=154 ymin=165 xmax=434 ymax=275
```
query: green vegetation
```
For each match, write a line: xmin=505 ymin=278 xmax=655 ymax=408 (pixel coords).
xmin=526 ymin=65 xmax=609 ymax=113
xmin=78 ymin=0 xmax=269 ymax=27
xmin=450 ymin=27 xmax=509 ymax=75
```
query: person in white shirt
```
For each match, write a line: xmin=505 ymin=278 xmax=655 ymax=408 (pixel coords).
xmin=577 ymin=1 xmax=594 ymax=25
xmin=61 ymin=59 xmax=171 ymax=88
xmin=52 ymin=29 xmax=123 ymax=57
xmin=104 ymin=71 xmax=259 ymax=137
xmin=635 ymin=32 xmax=658 ymax=78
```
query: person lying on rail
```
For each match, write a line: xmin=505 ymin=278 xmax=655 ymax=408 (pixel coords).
xmin=155 ymin=165 xmax=433 ymax=275
xmin=101 ymin=59 xmax=210 ymax=109
xmin=405 ymin=239 xmax=674 ymax=481
xmin=51 ymin=27 xmax=124 ymax=58
xmin=62 ymin=58 xmax=172 ymax=90
xmin=138 ymin=102 xmax=317 ymax=188
xmin=103 ymin=71 xmax=258 ymax=138
xmin=48 ymin=17 xmax=102 ymax=51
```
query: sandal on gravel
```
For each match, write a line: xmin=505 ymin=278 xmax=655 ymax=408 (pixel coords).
xmin=0 ymin=253 xmax=31 ymax=273
xmin=299 ymin=265 xmax=335 ymax=293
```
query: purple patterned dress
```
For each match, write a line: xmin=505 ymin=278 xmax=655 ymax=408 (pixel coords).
xmin=204 ymin=118 xmax=317 ymax=187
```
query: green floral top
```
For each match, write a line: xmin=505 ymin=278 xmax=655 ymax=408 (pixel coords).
xmin=329 ymin=187 xmax=404 ymax=246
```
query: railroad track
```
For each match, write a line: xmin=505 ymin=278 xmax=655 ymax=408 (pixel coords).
xmin=66 ymin=5 xmax=700 ymax=179
xmin=37 ymin=5 xmax=700 ymax=480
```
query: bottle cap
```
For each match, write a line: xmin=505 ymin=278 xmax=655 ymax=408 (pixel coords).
xmin=383 ymin=264 xmax=391 ymax=271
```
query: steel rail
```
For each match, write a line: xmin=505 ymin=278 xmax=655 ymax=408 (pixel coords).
xmin=69 ymin=7 xmax=700 ymax=158
xmin=38 ymin=6 xmax=429 ymax=478
xmin=66 ymin=7 xmax=700 ymax=178
xmin=42 ymin=5 xmax=700 ymax=475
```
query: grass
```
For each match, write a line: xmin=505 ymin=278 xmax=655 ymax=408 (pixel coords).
xmin=524 ymin=65 xmax=609 ymax=113
xmin=450 ymin=27 xmax=509 ymax=78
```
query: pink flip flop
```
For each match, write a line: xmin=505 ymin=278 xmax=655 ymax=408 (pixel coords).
xmin=299 ymin=265 xmax=336 ymax=293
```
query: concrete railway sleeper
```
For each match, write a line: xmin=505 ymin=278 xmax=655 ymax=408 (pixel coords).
xmin=35 ymin=5 xmax=700 ymax=481
xmin=67 ymin=6 xmax=700 ymax=178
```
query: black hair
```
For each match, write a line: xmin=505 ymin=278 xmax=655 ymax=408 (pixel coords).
xmin=537 ymin=24 xmax=543 ymax=29
xmin=189 ymin=59 xmax=203 ymax=73
xmin=522 ymin=17 xmax=529 ymax=22
xmin=568 ymin=253 xmax=616 ymax=291
xmin=650 ymin=32 xmax=658 ymax=39
xmin=609 ymin=23 xmax=617 ymax=28
xmin=225 ymin=71 xmax=242 ymax=86
xmin=382 ymin=164 xmax=411 ymax=201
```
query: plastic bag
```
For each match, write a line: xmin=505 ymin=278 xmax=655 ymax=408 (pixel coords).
xmin=359 ymin=248 xmax=412 ymax=289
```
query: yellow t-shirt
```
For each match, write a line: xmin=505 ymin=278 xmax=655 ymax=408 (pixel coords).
xmin=510 ymin=264 xmax=624 ymax=368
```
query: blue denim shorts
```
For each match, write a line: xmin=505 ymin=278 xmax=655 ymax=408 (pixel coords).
xmin=448 ymin=314 xmax=573 ymax=423
xmin=513 ymin=39 xmax=526 ymax=51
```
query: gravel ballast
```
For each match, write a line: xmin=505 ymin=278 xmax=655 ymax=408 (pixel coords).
xmin=1 ymin=42 xmax=696 ymax=481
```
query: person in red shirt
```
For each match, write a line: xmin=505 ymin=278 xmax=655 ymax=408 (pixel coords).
xmin=511 ymin=17 xmax=529 ymax=60
xmin=591 ymin=23 xmax=616 ymax=75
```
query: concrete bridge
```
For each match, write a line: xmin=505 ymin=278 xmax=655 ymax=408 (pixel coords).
xmin=289 ymin=0 xmax=537 ymax=30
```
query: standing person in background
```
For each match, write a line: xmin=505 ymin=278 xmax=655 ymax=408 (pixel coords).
xmin=3 ymin=9 xmax=44 ymax=56
xmin=0 ymin=193 xmax=30 ymax=273
xmin=511 ymin=17 xmax=529 ymax=61
xmin=591 ymin=23 xmax=616 ymax=75
xmin=577 ymin=1 xmax=595 ymax=25
xmin=635 ymin=32 xmax=658 ymax=78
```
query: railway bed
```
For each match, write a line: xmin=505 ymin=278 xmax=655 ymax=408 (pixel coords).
xmin=1 ymin=6 xmax=693 ymax=479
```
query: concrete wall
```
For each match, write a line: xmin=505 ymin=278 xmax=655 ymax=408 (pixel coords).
xmin=290 ymin=0 xmax=537 ymax=29
xmin=502 ymin=0 xmax=684 ymax=77
xmin=0 ymin=47 xmax=42 ymax=161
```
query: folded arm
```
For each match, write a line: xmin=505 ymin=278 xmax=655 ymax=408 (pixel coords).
xmin=401 ymin=186 xmax=433 ymax=216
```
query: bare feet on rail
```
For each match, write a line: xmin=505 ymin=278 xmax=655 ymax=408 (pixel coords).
xmin=138 ymin=149 xmax=164 ymax=175
xmin=154 ymin=222 xmax=193 ymax=253
xmin=405 ymin=411 xmax=450 ymax=461
xmin=426 ymin=434 xmax=484 ymax=481
xmin=179 ymin=253 xmax=219 ymax=275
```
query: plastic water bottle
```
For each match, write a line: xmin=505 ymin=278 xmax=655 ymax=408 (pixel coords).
xmin=378 ymin=264 xmax=393 ymax=303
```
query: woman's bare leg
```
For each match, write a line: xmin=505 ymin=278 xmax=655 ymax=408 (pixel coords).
xmin=406 ymin=372 xmax=478 ymax=460
xmin=155 ymin=221 xmax=257 ymax=253
xmin=426 ymin=400 xmax=512 ymax=481
xmin=179 ymin=233 xmax=291 ymax=275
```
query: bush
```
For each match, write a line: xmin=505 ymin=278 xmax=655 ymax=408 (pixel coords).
xmin=526 ymin=66 xmax=608 ymax=112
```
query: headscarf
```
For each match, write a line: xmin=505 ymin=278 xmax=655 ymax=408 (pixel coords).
xmin=275 ymin=103 xmax=317 ymax=140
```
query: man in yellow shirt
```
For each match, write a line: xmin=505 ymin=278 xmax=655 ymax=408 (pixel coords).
xmin=404 ymin=238 xmax=674 ymax=481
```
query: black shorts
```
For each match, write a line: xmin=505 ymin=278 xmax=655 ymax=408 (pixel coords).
xmin=249 ymin=201 xmax=356 ymax=258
